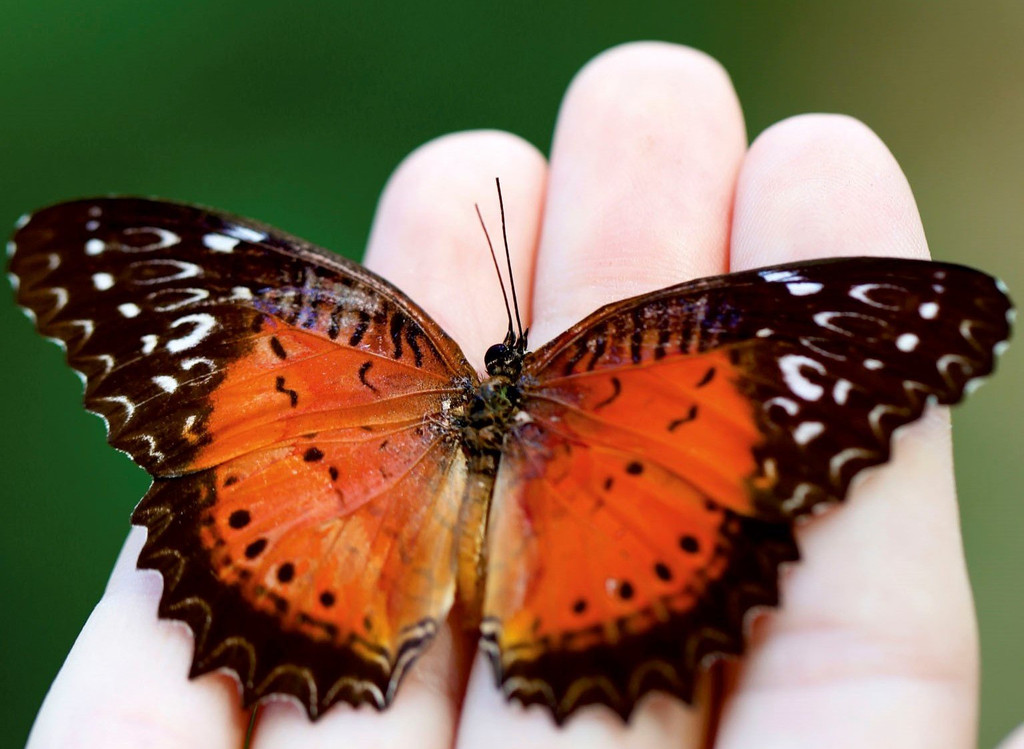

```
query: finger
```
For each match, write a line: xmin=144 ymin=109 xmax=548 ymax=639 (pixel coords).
xmin=527 ymin=41 xmax=746 ymax=350
xmin=27 ymin=528 xmax=249 ymax=749
xmin=457 ymin=41 xmax=747 ymax=748
xmin=251 ymin=130 xmax=547 ymax=749
xmin=998 ymin=723 xmax=1024 ymax=749
xmin=718 ymin=114 xmax=978 ymax=747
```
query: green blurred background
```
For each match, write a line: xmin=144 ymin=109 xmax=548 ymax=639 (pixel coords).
xmin=1 ymin=1 xmax=1020 ymax=745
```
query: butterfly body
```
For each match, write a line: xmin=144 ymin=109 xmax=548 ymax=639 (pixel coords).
xmin=8 ymin=197 xmax=1012 ymax=723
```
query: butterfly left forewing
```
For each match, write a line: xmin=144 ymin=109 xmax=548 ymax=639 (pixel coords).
xmin=481 ymin=257 xmax=1011 ymax=720
xmin=10 ymin=198 xmax=470 ymax=473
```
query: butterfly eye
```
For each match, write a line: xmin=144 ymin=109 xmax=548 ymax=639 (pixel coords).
xmin=485 ymin=342 xmax=523 ymax=378
xmin=485 ymin=343 xmax=510 ymax=372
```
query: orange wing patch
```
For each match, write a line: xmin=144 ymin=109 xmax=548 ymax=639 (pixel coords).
xmin=480 ymin=349 xmax=797 ymax=720
xmin=525 ymin=349 xmax=761 ymax=515
xmin=191 ymin=317 xmax=457 ymax=470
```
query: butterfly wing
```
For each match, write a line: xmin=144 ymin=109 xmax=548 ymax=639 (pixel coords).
xmin=481 ymin=257 xmax=1012 ymax=721
xmin=10 ymin=198 xmax=476 ymax=716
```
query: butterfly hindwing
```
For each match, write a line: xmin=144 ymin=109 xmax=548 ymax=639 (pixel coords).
xmin=10 ymin=198 xmax=477 ymax=716
xmin=480 ymin=257 xmax=1012 ymax=719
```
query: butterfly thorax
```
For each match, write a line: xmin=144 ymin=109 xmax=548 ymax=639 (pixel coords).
xmin=456 ymin=332 xmax=530 ymax=463
xmin=464 ymin=375 xmax=522 ymax=455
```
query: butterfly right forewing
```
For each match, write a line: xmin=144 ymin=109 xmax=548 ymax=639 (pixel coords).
xmin=528 ymin=257 xmax=1013 ymax=519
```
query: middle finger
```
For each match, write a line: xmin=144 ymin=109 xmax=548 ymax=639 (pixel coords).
xmin=457 ymin=41 xmax=748 ymax=748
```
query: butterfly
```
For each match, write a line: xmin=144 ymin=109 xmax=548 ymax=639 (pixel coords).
xmin=8 ymin=196 xmax=1013 ymax=724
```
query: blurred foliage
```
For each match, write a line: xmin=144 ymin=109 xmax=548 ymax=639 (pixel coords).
xmin=1 ymin=1 xmax=1020 ymax=745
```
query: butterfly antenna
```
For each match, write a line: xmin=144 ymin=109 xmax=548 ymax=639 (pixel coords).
xmin=475 ymin=202 xmax=515 ymax=342
xmin=495 ymin=177 xmax=524 ymax=341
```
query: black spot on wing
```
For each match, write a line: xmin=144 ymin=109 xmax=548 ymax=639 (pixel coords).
xmin=405 ymin=326 xmax=424 ymax=367
xmin=275 ymin=376 xmax=299 ymax=407
xmin=696 ymin=367 xmax=716 ymax=388
xmin=358 ymin=361 xmax=378 ymax=393
xmin=349 ymin=310 xmax=370 ymax=347
xmin=630 ymin=308 xmax=644 ymax=364
xmin=270 ymin=336 xmax=287 ymax=360
xmin=389 ymin=312 xmax=405 ymax=359
xmin=668 ymin=405 xmax=698 ymax=432
xmin=593 ymin=376 xmax=622 ymax=410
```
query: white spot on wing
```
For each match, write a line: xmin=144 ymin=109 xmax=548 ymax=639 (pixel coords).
xmin=787 ymin=282 xmax=823 ymax=296
xmin=98 ymin=395 xmax=136 ymax=421
xmin=118 ymin=302 xmax=141 ymax=318
xmin=230 ymin=286 xmax=253 ymax=300
xmin=151 ymin=287 xmax=210 ymax=312
xmin=756 ymin=328 xmax=773 ymax=338
xmin=180 ymin=357 xmax=215 ymax=372
xmin=131 ymin=259 xmax=202 ymax=284
xmin=138 ymin=434 xmax=165 ymax=463
xmin=849 ymin=283 xmax=901 ymax=309
xmin=203 ymin=233 xmax=240 ymax=252
xmin=781 ymin=483 xmax=816 ymax=513
xmin=68 ymin=319 xmax=94 ymax=341
xmin=919 ymin=302 xmax=938 ymax=319
xmin=833 ymin=379 xmax=853 ymax=405
xmin=765 ymin=396 xmax=800 ymax=416
xmin=15 ymin=213 xmax=30 ymax=229
xmin=6 ymin=241 xmax=15 ymax=258
xmin=225 ymin=225 xmax=267 ymax=243
xmin=49 ymin=287 xmax=68 ymax=311
xmin=152 ymin=375 xmax=179 ymax=393
xmin=813 ymin=310 xmax=880 ymax=336
xmin=896 ymin=333 xmax=919 ymax=352
xmin=995 ymin=277 xmax=1009 ymax=294
xmin=123 ymin=227 xmax=180 ymax=251
xmin=793 ymin=421 xmax=825 ymax=445
xmin=166 ymin=313 xmax=217 ymax=353
xmin=86 ymin=238 xmax=106 ymax=255
xmin=140 ymin=334 xmax=159 ymax=354
xmin=761 ymin=269 xmax=801 ymax=283
xmin=965 ymin=378 xmax=985 ymax=395
xmin=937 ymin=353 xmax=971 ymax=381
xmin=779 ymin=354 xmax=826 ymax=401
xmin=85 ymin=219 xmax=100 ymax=231
xmin=92 ymin=272 xmax=115 ymax=291
xmin=93 ymin=354 xmax=114 ymax=376
xmin=868 ymin=404 xmax=903 ymax=438
xmin=829 ymin=447 xmax=875 ymax=483
xmin=88 ymin=206 xmax=102 ymax=217
xmin=864 ymin=358 xmax=883 ymax=370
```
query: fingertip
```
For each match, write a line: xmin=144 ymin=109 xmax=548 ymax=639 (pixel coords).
xmin=733 ymin=113 xmax=930 ymax=271
xmin=534 ymin=42 xmax=746 ymax=347
xmin=564 ymin=41 xmax=741 ymax=122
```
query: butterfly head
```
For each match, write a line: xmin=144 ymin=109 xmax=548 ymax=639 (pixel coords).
xmin=485 ymin=327 xmax=528 ymax=379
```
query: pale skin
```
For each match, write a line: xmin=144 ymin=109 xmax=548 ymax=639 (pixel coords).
xmin=27 ymin=42 xmax=1024 ymax=749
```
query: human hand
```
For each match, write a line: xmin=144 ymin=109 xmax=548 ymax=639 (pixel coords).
xmin=27 ymin=41 xmax=1022 ymax=749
